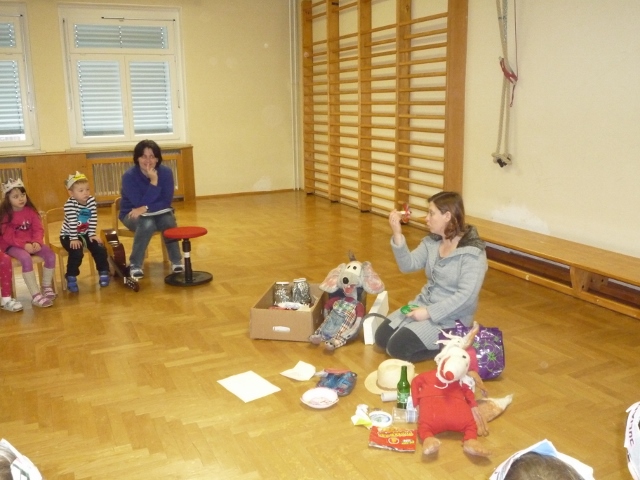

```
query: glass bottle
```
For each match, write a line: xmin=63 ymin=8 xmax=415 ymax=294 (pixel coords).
xmin=396 ymin=365 xmax=410 ymax=409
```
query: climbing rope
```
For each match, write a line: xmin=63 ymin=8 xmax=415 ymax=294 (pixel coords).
xmin=493 ymin=0 xmax=518 ymax=168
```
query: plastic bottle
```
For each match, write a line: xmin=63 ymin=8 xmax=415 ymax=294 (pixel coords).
xmin=396 ymin=365 xmax=410 ymax=409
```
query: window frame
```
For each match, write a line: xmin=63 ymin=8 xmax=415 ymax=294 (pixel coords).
xmin=0 ymin=3 xmax=39 ymax=152
xmin=59 ymin=5 xmax=187 ymax=148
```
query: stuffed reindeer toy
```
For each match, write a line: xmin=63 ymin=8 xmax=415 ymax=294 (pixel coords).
xmin=411 ymin=324 xmax=512 ymax=457
xmin=309 ymin=252 xmax=385 ymax=350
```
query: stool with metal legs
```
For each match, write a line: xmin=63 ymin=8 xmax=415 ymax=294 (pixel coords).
xmin=163 ymin=226 xmax=213 ymax=286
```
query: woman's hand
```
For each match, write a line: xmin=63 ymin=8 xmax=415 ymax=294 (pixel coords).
xmin=70 ymin=239 xmax=82 ymax=250
xmin=128 ymin=206 xmax=148 ymax=219
xmin=405 ymin=306 xmax=430 ymax=321
xmin=141 ymin=164 xmax=159 ymax=185
xmin=389 ymin=210 xmax=404 ymax=245
xmin=389 ymin=210 xmax=403 ymax=233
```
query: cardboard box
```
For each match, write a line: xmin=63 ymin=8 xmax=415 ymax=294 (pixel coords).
xmin=250 ymin=283 xmax=327 ymax=342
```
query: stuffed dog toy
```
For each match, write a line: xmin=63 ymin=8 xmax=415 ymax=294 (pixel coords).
xmin=309 ymin=252 xmax=384 ymax=350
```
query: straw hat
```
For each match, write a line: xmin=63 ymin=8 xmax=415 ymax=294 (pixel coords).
xmin=364 ymin=359 xmax=416 ymax=394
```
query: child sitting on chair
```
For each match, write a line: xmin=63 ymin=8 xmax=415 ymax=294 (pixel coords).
xmin=0 ymin=178 xmax=56 ymax=307
xmin=60 ymin=172 xmax=110 ymax=292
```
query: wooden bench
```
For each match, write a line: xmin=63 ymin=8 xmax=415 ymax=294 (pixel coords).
xmin=466 ymin=216 xmax=640 ymax=319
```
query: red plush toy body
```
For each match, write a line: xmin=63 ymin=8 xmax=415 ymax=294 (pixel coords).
xmin=412 ymin=370 xmax=478 ymax=441
xmin=411 ymin=339 xmax=492 ymax=457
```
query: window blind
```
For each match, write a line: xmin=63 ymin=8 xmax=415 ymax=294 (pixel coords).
xmin=0 ymin=21 xmax=24 ymax=139
xmin=72 ymin=22 xmax=174 ymax=139
xmin=74 ymin=24 xmax=168 ymax=49
xmin=0 ymin=60 xmax=24 ymax=137
xmin=0 ymin=22 xmax=16 ymax=48
xmin=130 ymin=61 xmax=172 ymax=134
xmin=77 ymin=60 xmax=124 ymax=136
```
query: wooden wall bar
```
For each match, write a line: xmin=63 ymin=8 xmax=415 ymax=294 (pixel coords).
xmin=301 ymin=0 xmax=467 ymax=220
xmin=0 ymin=145 xmax=194 ymax=211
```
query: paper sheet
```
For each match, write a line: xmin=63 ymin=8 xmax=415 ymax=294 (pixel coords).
xmin=280 ymin=361 xmax=317 ymax=381
xmin=218 ymin=371 xmax=281 ymax=402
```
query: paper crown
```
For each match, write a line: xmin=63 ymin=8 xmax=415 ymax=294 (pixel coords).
xmin=65 ymin=171 xmax=88 ymax=190
xmin=1 ymin=178 xmax=24 ymax=195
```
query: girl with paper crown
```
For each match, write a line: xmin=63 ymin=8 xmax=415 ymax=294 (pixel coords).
xmin=0 ymin=178 xmax=56 ymax=307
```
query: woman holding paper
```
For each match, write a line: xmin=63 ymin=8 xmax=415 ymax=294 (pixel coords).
xmin=119 ymin=139 xmax=183 ymax=278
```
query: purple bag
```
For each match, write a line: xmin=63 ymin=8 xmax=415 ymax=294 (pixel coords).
xmin=439 ymin=321 xmax=505 ymax=380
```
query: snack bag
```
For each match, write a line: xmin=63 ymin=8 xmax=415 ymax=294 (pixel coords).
xmin=368 ymin=426 xmax=417 ymax=452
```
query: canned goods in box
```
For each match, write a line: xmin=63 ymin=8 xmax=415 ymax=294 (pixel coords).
xmin=292 ymin=278 xmax=312 ymax=305
xmin=273 ymin=281 xmax=291 ymax=305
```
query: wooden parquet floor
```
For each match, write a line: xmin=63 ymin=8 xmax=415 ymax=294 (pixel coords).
xmin=1 ymin=191 xmax=638 ymax=479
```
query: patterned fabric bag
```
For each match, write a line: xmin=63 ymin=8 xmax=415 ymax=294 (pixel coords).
xmin=439 ymin=320 xmax=505 ymax=380
xmin=316 ymin=370 xmax=357 ymax=396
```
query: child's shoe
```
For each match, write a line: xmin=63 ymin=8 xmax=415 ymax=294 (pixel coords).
xmin=66 ymin=275 xmax=79 ymax=293
xmin=1 ymin=298 xmax=23 ymax=312
xmin=42 ymin=286 xmax=57 ymax=301
xmin=32 ymin=293 xmax=53 ymax=308
xmin=99 ymin=271 xmax=110 ymax=287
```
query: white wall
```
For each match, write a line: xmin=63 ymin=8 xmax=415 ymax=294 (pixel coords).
xmin=464 ymin=1 xmax=640 ymax=257
xmin=27 ymin=0 xmax=296 ymax=196
xmin=182 ymin=0 xmax=297 ymax=195
xmin=26 ymin=0 xmax=639 ymax=256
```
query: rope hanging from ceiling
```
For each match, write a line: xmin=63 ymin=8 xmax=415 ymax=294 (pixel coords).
xmin=493 ymin=0 xmax=519 ymax=168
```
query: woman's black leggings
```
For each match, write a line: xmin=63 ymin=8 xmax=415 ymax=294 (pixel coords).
xmin=374 ymin=318 xmax=438 ymax=363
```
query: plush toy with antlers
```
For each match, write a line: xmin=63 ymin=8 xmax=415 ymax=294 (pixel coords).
xmin=412 ymin=342 xmax=492 ymax=456
xmin=410 ymin=324 xmax=513 ymax=457
xmin=411 ymin=323 xmax=509 ymax=458
xmin=438 ymin=323 xmax=513 ymax=434
xmin=309 ymin=252 xmax=385 ymax=350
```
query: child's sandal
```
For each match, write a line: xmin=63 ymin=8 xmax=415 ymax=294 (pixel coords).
xmin=32 ymin=293 xmax=53 ymax=308
xmin=1 ymin=298 xmax=23 ymax=312
xmin=42 ymin=286 xmax=57 ymax=301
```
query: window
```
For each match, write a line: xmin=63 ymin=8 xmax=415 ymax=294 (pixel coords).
xmin=0 ymin=3 xmax=39 ymax=151
xmin=59 ymin=5 xmax=186 ymax=147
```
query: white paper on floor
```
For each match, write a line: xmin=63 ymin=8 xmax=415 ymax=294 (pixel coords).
xmin=218 ymin=370 xmax=281 ymax=402
xmin=280 ymin=361 xmax=317 ymax=381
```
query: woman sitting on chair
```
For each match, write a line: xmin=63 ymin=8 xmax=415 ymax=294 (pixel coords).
xmin=119 ymin=139 xmax=184 ymax=279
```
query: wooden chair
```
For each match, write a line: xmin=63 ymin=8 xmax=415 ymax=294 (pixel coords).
xmin=42 ymin=207 xmax=95 ymax=291
xmin=110 ymin=197 xmax=169 ymax=263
